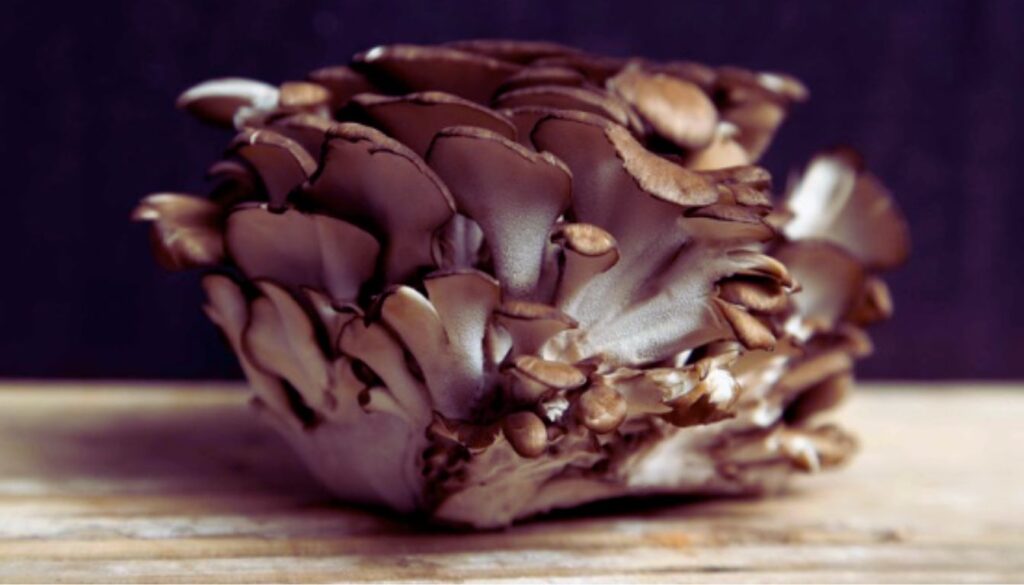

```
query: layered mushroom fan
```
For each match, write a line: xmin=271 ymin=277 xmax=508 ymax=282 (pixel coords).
xmin=135 ymin=41 xmax=908 ymax=528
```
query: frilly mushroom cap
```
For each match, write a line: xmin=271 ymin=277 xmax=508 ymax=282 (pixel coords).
xmin=445 ymin=39 xmax=580 ymax=64
xmin=225 ymin=205 xmax=380 ymax=304
xmin=139 ymin=39 xmax=907 ymax=529
xmin=307 ymin=66 xmax=377 ymax=110
xmin=132 ymin=193 xmax=225 ymax=269
xmin=227 ymin=128 xmax=317 ymax=209
xmin=783 ymin=148 xmax=910 ymax=270
xmin=177 ymin=78 xmax=280 ymax=128
xmin=348 ymin=91 xmax=517 ymax=158
xmin=494 ymin=85 xmax=640 ymax=131
xmin=354 ymin=44 xmax=521 ymax=103
xmin=303 ymin=122 xmax=456 ymax=283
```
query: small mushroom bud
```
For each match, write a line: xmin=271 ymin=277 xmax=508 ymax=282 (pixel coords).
xmin=502 ymin=411 xmax=548 ymax=458
xmin=576 ymin=384 xmax=627 ymax=433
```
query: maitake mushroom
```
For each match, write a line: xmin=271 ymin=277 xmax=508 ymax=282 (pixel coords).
xmin=135 ymin=41 xmax=908 ymax=528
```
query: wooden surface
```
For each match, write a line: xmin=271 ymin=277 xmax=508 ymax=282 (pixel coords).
xmin=0 ymin=382 xmax=1020 ymax=583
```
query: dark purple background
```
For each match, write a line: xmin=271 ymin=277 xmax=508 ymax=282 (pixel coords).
xmin=2 ymin=0 xmax=1021 ymax=379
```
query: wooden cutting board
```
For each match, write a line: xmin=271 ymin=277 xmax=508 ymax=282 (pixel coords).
xmin=0 ymin=382 xmax=1020 ymax=583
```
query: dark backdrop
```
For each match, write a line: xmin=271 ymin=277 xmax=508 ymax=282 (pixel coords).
xmin=2 ymin=0 xmax=1021 ymax=379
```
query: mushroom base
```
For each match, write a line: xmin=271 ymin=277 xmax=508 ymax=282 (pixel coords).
xmin=249 ymin=374 xmax=855 ymax=529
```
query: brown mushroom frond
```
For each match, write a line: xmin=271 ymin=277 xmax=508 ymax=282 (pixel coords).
xmin=308 ymin=65 xmax=378 ymax=111
xmin=378 ymin=285 xmax=491 ymax=419
xmin=227 ymin=128 xmax=317 ymax=209
xmin=714 ymin=298 xmax=777 ymax=351
xmin=304 ymin=122 xmax=456 ymax=284
xmin=531 ymin=53 xmax=629 ymax=84
xmin=507 ymin=355 xmax=587 ymax=404
xmin=713 ymin=66 xmax=807 ymax=161
xmin=445 ymin=39 xmax=580 ymax=64
xmin=495 ymin=301 xmax=578 ymax=361
xmin=773 ymin=241 xmax=866 ymax=337
xmin=225 ymin=205 xmax=380 ymax=305
xmin=607 ymin=63 xmax=719 ymax=150
xmin=267 ymin=113 xmax=335 ymax=157
xmin=717 ymin=277 xmax=789 ymax=314
xmin=502 ymin=105 xmax=565 ymax=148
xmin=423 ymin=268 xmax=501 ymax=374
xmin=337 ymin=313 xmax=432 ymax=426
xmin=531 ymin=111 xmax=715 ymax=266
xmin=132 ymin=193 xmax=225 ymax=269
xmin=783 ymin=149 xmax=910 ymax=270
xmin=277 ymin=81 xmax=332 ymax=113
xmin=427 ymin=125 xmax=572 ymax=298
xmin=201 ymin=274 xmax=292 ymax=424
xmin=715 ymin=424 xmax=856 ymax=477
xmin=497 ymin=66 xmax=587 ymax=93
xmin=348 ymin=91 xmax=517 ymax=158
xmin=176 ymin=78 xmax=280 ymax=128
xmin=242 ymin=279 xmax=334 ymax=418
xmin=685 ymin=122 xmax=751 ymax=170
xmin=494 ymin=85 xmax=640 ymax=131
xmin=846 ymin=276 xmax=894 ymax=325
xmin=354 ymin=44 xmax=521 ymax=104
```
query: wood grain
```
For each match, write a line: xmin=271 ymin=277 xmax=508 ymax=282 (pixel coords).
xmin=0 ymin=382 xmax=1020 ymax=583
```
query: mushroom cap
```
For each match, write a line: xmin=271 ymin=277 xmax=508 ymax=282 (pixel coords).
xmin=349 ymin=91 xmax=517 ymax=158
xmin=225 ymin=205 xmax=380 ymax=304
xmin=510 ymin=355 xmax=587 ymax=390
xmin=531 ymin=110 xmax=716 ymax=263
xmin=308 ymin=65 xmax=377 ymax=110
xmin=177 ymin=78 xmax=279 ymax=128
xmin=774 ymin=241 xmax=866 ymax=333
xmin=303 ymin=122 xmax=456 ymax=283
xmin=132 ymin=193 xmax=224 ymax=269
xmin=354 ymin=44 xmax=521 ymax=103
xmin=785 ymin=150 xmax=910 ymax=270
xmin=494 ymin=85 xmax=639 ymax=130
xmin=278 ymin=81 xmax=332 ymax=110
xmin=267 ymin=113 xmax=334 ymax=156
xmin=607 ymin=64 xmax=718 ymax=149
xmin=227 ymin=128 xmax=317 ymax=209
xmin=498 ymin=66 xmax=587 ymax=93
xmin=576 ymin=383 xmax=628 ymax=433
xmin=445 ymin=39 xmax=580 ymax=64
xmin=502 ymin=411 xmax=548 ymax=458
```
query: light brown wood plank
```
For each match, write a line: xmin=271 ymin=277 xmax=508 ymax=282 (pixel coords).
xmin=0 ymin=382 xmax=1020 ymax=583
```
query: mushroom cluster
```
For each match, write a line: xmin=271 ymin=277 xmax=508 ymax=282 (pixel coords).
xmin=135 ymin=41 xmax=908 ymax=528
